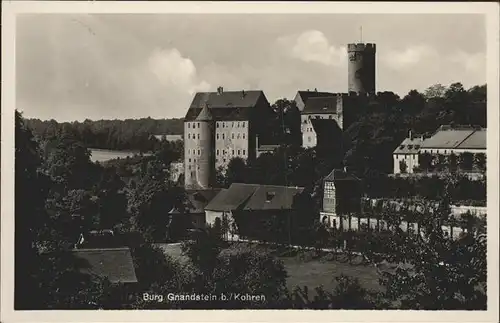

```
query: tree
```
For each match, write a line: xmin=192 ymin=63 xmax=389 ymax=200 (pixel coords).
xmin=424 ymin=84 xmax=446 ymax=99
xmin=458 ymin=152 xmax=474 ymax=171
xmin=473 ymin=153 xmax=486 ymax=172
xmin=224 ymin=157 xmax=248 ymax=187
xmin=418 ymin=152 xmax=433 ymax=172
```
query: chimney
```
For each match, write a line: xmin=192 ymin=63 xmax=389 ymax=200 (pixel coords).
xmin=314 ymin=88 xmax=318 ymax=92
xmin=242 ymin=89 xmax=246 ymax=97
xmin=409 ymin=130 xmax=413 ymax=140
xmin=217 ymin=86 xmax=223 ymax=95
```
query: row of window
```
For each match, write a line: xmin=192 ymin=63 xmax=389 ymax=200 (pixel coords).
xmin=186 ymin=121 xmax=248 ymax=129
xmin=216 ymin=149 xmax=246 ymax=156
xmin=217 ymin=121 xmax=246 ymax=129
xmin=186 ymin=132 xmax=247 ymax=140
xmin=217 ymin=132 xmax=246 ymax=140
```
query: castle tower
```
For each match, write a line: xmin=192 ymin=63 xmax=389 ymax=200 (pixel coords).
xmin=347 ymin=43 xmax=376 ymax=94
xmin=193 ymin=103 xmax=215 ymax=189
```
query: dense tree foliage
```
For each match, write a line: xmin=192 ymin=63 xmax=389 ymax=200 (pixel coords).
xmin=25 ymin=117 xmax=184 ymax=152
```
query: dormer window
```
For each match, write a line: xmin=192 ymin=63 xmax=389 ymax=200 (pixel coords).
xmin=399 ymin=145 xmax=405 ymax=149
xmin=265 ymin=192 xmax=276 ymax=202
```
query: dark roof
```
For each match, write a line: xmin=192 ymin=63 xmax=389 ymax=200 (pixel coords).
xmin=71 ymin=247 xmax=138 ymax=283
xmin=310 ymin=118 xmax=342 ymax=136
xmin=393 ymin=137 xmax=425 ymax=154
xmin=243 ymin=185 xmax=304 ymax=211
xmin=420 ymin=126 xmax=486 ymax=150
xmin=195 ymin=105 xmax=214 ymax=121
xmin=205 ymin=185 xmax=254 ymax=212
xmin=296 ymin=90 xmax=336 ymax=103
xmin=455 ymin=129 xmax=486 ymax=149
xmin=302 ymin=96 xmax=338 ymax=114
xmin=324 ymin=169 xmax=360 ymax=182
xmin=184 ymin=90 xmax=266 ymax=121
xmin=205 ymin=183 xmax=304 ymax=212
xmin=186 ymin=189 xmax=221 ymax=213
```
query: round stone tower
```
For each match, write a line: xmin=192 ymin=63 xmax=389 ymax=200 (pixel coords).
xmin=193 ymin=103 xmax=215 ymax=189
xmin=347 ymin=43 xmax=376 ymax=94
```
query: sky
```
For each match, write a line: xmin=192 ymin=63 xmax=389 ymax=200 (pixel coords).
xmin=16 ymin=13 xmax=486 ymax=122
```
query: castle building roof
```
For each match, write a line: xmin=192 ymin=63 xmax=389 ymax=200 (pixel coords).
xmin=302 ymin=96 xmax=338 ymax=115
xmin=323 ymin=169 xmax=360 ymax=182
xmin=296 ymin=90 xmax=336 ymax=104
xmin=184 ymin=90 xmax=267 ymax=122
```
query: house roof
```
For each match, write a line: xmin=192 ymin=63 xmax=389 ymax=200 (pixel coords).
xmin=195 ymin=104 xmax=214 ymax=121
xmin=455 ymin=129 xmax=486 ymax=149
xmin=184 ymin=90 xmax=266 ymax=121
xmin=205 ymin=185 xmax=254 ymax=212
xmin=258 ymin=144 xmax=281 ymax=152
xmin=71 ymin=247 xmax=138 ymax=283
xmin=302 ymin=96 xmax=338 ymax=115
xmin=242 ymin=185 xmax=304 ymax=211
xmin=421 ymin=127 xmax=475 ymax=149
xmin=205 ymin=183 xmax=305 ymax=212
xmin=310 ymin=118 xmax=342 ymax=137
xmin=296 ymin=90 xmax=336 ymax=104
xmin=324 ymin=169 xmax=360 ymax=182
xmin=393 ymin=137 xmax=425 ymax=154
xmin=187 ymin=189 xmax=221 ymax=213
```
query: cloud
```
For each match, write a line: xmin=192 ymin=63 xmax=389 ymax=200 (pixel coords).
xmin=450 ymin=51 xmax=486 ymax=74
xmin=278 ymin=30 xmax=346 ymax=67
xmin=382 ymin=45 xmax=437 ymax=70
xmin=148 ymin=48 xmax=210 ymax=95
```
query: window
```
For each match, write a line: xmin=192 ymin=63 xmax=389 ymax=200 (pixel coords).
xmin=197 ymin=134 xmax=200 ymax=139
xmin=222 ymin=134 xmax=225 ymax=140
xmin=222 ymin=123 xmax=225 ymax=128
xmin=217 ymin=149 xmax=220 ymax=156
xmin=223 ymin=158 xmax=226 ymax=163
xmin=237 ymin=133 xmax=240 ymax=139
xmin=197 ymin=122 xmax=200 ymax=128
xmin=329 ymin=115 xmax=333 ymax=119
xmin=194 ymin=159 xmax=196 ymax=163
xmin=242 ymin=122 xmax=245 ymax=128
xmin=188 ymin=123 xmax=190 ymax=128
xmin=232 ymin=149 xmax=234 ymax=155
xmin=243 ymin=149 xmax=246 ymax=155
xmin=232 ymin=133 xmax=235 ymax=139
xmin=444 ymin=150 xmax=447 ymax=154
xmin=198 ymin=149 xmax=200 ymax=155
xmin=217 ymin=133 xmax=220 ymax=140
xmin=217 ymin=123 xmax=220 ymax=128
xmin=237 ymin=149 xmax=241 ymax=155
xmin=188 ymin=165 xmax=191 ymax=170
xmin=189 ymin=158 xmax=191 ymax=162
xmin=232 ymin=122 xmax=234 ymax=127
xmin=188 ymin=133 xmax=191 ymax=139
xmin=243 ymin=133 xmax=246 ymax=139
xmin=308 ymin=137 xmax=311 ymax=142
xmin=237 ymin=122 xmax=240 ymax=127
xmin=224 ymin=150 xmax=227 ymax=155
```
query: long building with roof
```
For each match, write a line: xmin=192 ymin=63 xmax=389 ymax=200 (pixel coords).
xmin=393 ymin=126 xmax=486 ymax=174
xmin=183 ymin=87 xmax=274 ymax=189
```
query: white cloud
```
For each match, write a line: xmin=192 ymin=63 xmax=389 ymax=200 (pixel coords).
xmin=148 ymin=48 xmax=211 ymax=95
xmin=382 ymin=45 xmax=437 ymax=70
xmin=278 ymin=30 xmax=346 ymax=67
xmin=450 ymin=51 xmax=486 ymax=74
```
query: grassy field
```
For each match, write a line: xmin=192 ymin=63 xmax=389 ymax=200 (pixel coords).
xmin=154 ymin=243 xmax=382 ymax=295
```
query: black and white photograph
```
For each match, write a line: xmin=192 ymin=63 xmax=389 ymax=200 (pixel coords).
xmin=1 ymin=1 xmax=499 ymax=322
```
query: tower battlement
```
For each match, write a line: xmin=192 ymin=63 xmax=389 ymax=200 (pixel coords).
xmin=347 ymin=43 xmax=376 ymax=52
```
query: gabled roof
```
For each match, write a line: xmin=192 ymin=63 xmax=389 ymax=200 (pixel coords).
xmin=204 ymin=183 xmax=305 ymax=212
xmin=310 ymin=118 xmax=342 ymax=136
xmin=324 ymin=169 xmax=360 ymax=182
xmin=455 ymin=129 xmax=486 ymax=149
xmin=205 ymin=184 xmax=254 ymax=212
xmin=302 ymin=96 xmax=338 ymax=115
xmin=71 ymin=247 xmax=138 ymax=283
xmin=296 ymin=90 xmax=336 ymax=103
xmin=393 ymin=137 xmax=425 ymax=154
xmin=421 ymin=128 xmax=475 ymax=149
xmin=243 ymin=185 xmax=304 ymax=211
xmin=186 ymin=189 xmax=221 ymax=213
